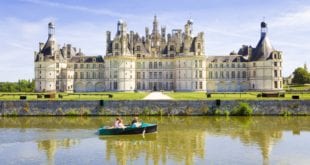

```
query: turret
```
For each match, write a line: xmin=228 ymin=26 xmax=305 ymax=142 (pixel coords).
xmin=48 ymin=22 xmax=55 ymax=39
xmin=261 ymin=21 xmax=268 ymax=38
xmin=152 ymin=15 xmax=159 ymax=35
xmin=185 ymin=19 xmax=193 ymax=37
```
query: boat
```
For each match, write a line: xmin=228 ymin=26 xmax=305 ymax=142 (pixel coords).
xmin=98 ymin=123 xmax=157 ymax=135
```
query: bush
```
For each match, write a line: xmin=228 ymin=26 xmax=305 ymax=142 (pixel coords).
xmin=231 ymin=102 xmax=253 ymax=116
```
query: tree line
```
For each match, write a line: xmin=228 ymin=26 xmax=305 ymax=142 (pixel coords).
xmin=292 ymin=67 xmax=310 ymax=84
xmin=0 ymin=79 xmax=34 ymax=92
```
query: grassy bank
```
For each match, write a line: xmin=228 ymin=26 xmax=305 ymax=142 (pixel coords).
xmin=0 ymin=92 xmax=149 ymax=100
xmin=164 ymin=92 xmax=310 ymax=100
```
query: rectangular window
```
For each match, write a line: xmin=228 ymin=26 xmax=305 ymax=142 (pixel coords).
xmin=195 ymin=60 xmax=198 ymax=68
xmin=226 ymin=71 xmax=229 ymax=79
xmin=274 ymin=81 xmax=278 ymax=88
xmin=209 ymin=71 xmax=212 ymax=79
xmin=149 ymin=62 xmax=153 ymax=69
xmin=154 ymin=62 xmax=158 ymax=69
xmin=199 ymin=82 xmax=203 ymax=89
xmin=142 ymin=72 xmax=145 ymax=79
xmin=149 ymin=72 xmax=153 ymax=79
xmin=199 ymin=60 xmax=202 ymax=68
xmin=137 ymin=72 xmax=141 ymax=79
xmin=74 ymin=64 xmax=78 ymax=69
xmin=274 ymin=62 xmax=277 ymax=67
xmin=160 ymin=62 xmax=163 ymax=68
xmin=80 ymin=64 xmax=84 ymax=69
xmin=159 ymin=72 xmax=162 ymax=79
xmin=199 ymin=71 xmax=203 ymax=78
xmin=154 ymin=72 xmax=157 ymax=79
xmin=274 ymin=70 xmax=278 ymax=77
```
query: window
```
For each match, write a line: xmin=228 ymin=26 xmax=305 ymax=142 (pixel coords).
xmin=195 ymin=82 xmax=198 ymax=89
xmin=199 ymin=60 xmax=203 ymax=68
xmin=195 ymin=60 xmax=198 ymax=68
xmin=226 ymin=71 xmax=229 ymax=79
xmin=93 ymin=72 xmax=96 ymax=79
xmin=136 ymin=46 xmax=141 ymax=51
xmin=154 ymin=72 xmax=157 ymax=79
xmin=220 ymin=63 xmax=223 ymax=68
xmin=274 ymin=81 xmax=278 ymax=88
xmin=74 ymin=72 xmax=78 ymax=79
xmin=149 ymin=62 xmax=153 ymax=69
xmin=80 ymin=64 xmax=84 ymax=69
xmin=115 ymin=43 xmax=119 ymax=49
xmin=93 ymin=64 xmax=96 ymax=68
xmin=149 ymin=72 xmax=153 ymax=79
xmin=232 ymin=63 xmax=235 ymax=68
xmin=242 ymin=63 xmax=246 ymax=68
xmin=209 ymin=71 xmax=213 ymax=79
xmin=159 ymin=72 xmax=162 ymax=79
xmin=242 ymin=71 xmax=246 ymax=78
xmin=274 ymin=62 xmax=277 ymax=67
xmin=74 ymin=64 xmax=78 ymax=69
xmin=197 ymin=43 xmax=201 ymax=49
xmin=170 ymin=45 xmax=175 ymax=51
xmin=137 ymin=72 xmax=141 ymax=79
xmin=220 ymin=71 xmax=224 ymax=78
xmin=231 ymin=71 xmax=235 ymax=78
xmin=215 ymin=71 xmax=218 ymax=79
xmin=199 ymin=71 xmax=203 ymax=78
xmin=142 ymin=72 xmax=145 ymax=79
xmin=113 ymin=71 xmax=118 ymax=78
xmin=274 ymin=70 xmax=278 ymax=77
xmin=253 ymin=71 xmax=256 ymax=77
xmin=154 ymin=62 xmax=158 ymax=69
xmin=237 ymin=71 xmax=240 ymax=78
xmin=159 ymin=62 xmax=162 ymax=68
xmin=137 ymin=54 xmax=141 ymax=58
xmin=80 ymin=72 xmax=84 ymax=79
xmin=199 ymin=82 xmax=203 ymax=89
xmin=170 ymin=72 xmax=173 ymax=79
xmin=56 ymin=63 xmax=59 ymax=68
xmin=253 ymin=63 xmax=256 ymax=67
xmin=137 ymin=82 xmax=141 ymax=89
xmin=209 ymin=63 xmax=212 ymax=68
xmin=113 ymin=82 xmax=118 ymax=90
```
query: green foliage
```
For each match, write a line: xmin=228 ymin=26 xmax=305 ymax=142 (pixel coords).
xmin=231 ymin=102 xmax=253 ymax=116
xmin=282 ymin=110 xmax=292 ymax=116
xmin=0 ymin=79 xmax=34 ymax=92
xmin=292 ymin=67 xmax=310 ymax=84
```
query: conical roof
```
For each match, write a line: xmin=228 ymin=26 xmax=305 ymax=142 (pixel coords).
xmin=251 ymin=34 xmax=274 ymax=61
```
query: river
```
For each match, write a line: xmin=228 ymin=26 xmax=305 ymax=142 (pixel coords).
xmin=0 ymin=116 xmax=309 ymax=165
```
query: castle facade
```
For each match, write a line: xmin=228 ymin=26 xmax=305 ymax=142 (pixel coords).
xmin=34 ymin=16 xmax=283 ymax=92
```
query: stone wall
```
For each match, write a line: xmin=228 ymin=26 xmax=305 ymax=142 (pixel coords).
xmin=0 ymin=100 xmax=309 ymax=116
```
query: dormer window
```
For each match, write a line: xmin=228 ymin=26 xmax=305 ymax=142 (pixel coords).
xmin=170 ymin=45 xmax=175 ymax=51
xmin=92 ymin=58 xmax=96 ymax=62
xmin=136 ymin=46 xmax=141 ymax=51
xmin=197 ymin=43 xmax=201 ymax=49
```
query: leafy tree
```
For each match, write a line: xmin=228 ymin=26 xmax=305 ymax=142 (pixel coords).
xmin=292 ymin=67 xmax=310 ymax=84
xmin=0 ymin=79 xmax=35 ymax=92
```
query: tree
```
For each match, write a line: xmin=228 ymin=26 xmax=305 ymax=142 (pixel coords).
xmin=292 ymin=67 xmax=310 ymax=84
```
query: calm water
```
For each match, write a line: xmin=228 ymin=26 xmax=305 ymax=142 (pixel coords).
xmin=0 ymin=116 xmax=309 ymax=165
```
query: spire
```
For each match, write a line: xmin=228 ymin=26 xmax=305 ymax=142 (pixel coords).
xmin=48 ymin=22 xmax=55 ymax=39
xmin=304 ymin=62 xmax=308 ymax=71
xmin=152 ymin=15 xmax=159 ymax=34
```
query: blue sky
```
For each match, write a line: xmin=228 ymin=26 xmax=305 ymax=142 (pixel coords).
xmin=0 ymin=0 xmax=309 ymax=81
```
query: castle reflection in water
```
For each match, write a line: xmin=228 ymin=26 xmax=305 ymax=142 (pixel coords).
xmin=1 ymin=117 xmax=309 ymax=165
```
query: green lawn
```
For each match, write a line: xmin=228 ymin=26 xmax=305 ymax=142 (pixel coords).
xmin=284 ymin=84 xmax=310 ymax=91
xmin=0 ymin=92 xmax=149 ymax=100
xmin=1 ymin=91 xmax=310 ymax=101
xmin=164 ymin=92 xmax=310 ymax=100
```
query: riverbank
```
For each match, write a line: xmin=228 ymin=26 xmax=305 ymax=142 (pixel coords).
xmin=0 ymin=100 xmax=309 ymax=116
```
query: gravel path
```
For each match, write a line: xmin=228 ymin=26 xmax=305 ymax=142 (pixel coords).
xmin=143 ymin=92 xmax=173 ymax=100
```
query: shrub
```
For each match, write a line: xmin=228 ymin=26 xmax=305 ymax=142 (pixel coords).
xmin=231 ymin=102 xmax=253 ymax=116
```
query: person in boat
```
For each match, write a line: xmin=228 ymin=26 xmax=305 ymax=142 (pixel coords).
xmin=114 ymin=117 xmax=126 ymax=128
xmin=131 ymin=116 xmax=142 ymax=127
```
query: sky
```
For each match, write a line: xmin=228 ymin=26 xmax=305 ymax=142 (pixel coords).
xmin=0 ymin=0 xmax=309 ymax=81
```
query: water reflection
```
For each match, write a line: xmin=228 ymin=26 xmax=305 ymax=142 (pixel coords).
xmin=0 ymin=116 xmax=309 ymax=165
xmin=37 ymin=139 xmax=79 ymax=165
